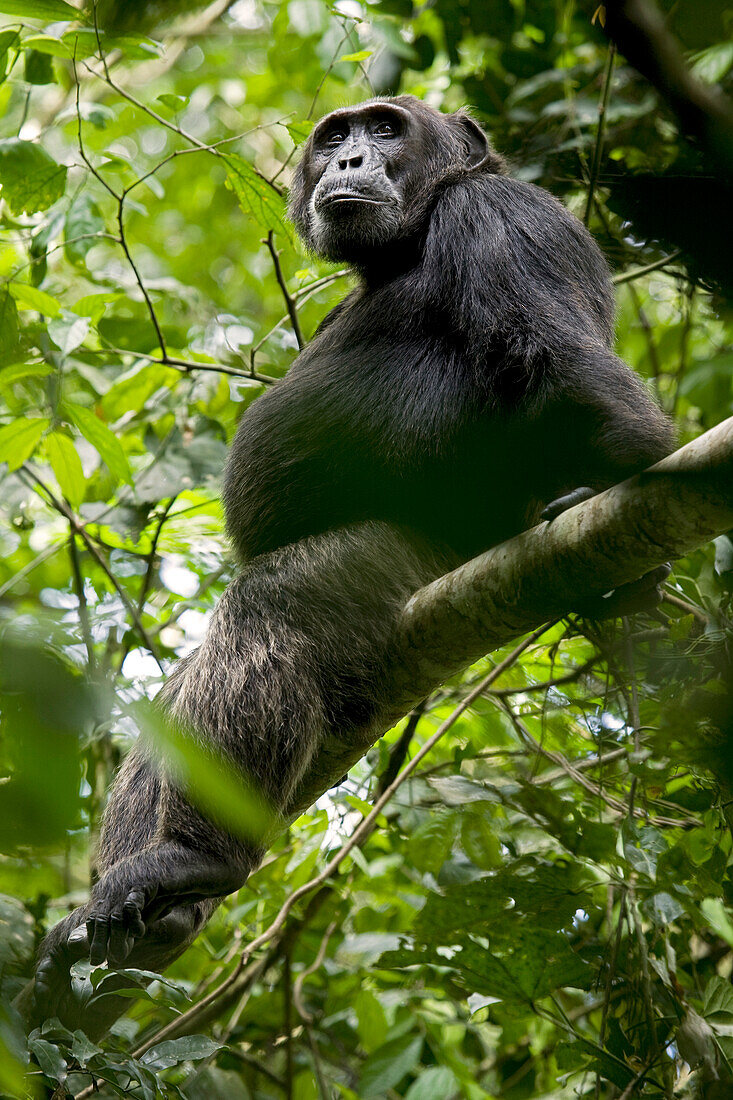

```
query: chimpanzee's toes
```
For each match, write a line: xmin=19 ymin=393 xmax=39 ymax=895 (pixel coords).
xmin=542 ymin=486 xmax=596 ymax=522
xmin=578 ymin=563 xmax=672 ymax=619
xmin=33 ymin=921 xmax=89 ymax=1019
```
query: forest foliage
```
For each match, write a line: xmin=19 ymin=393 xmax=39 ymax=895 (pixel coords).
xmin=0 ymin=0 xmax=732 ymax=1097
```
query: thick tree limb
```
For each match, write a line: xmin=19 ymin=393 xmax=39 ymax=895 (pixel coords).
xmin=285 ymin=415 xmax=733 ymax=820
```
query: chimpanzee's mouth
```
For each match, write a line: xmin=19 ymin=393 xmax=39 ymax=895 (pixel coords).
xmin=319 ymin=192 xmax=389 ymax=207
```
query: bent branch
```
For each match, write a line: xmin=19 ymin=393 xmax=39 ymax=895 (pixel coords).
xmin=286 ymin=415 xmax=733 ymax=820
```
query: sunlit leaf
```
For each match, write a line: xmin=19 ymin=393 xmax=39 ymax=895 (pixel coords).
xmin=223 ymin=153 xmax=289 ymax=235
xmin=64 ymin=192 xmax=105 ymax=266
xmin=44 ymin=430 xmax=84 ymax=508
xmin=286 ymin=120 xmax=314 ymax=146
xmin=0 ymin=0 xmax=81 ymax=17
xmin=339 ymin=49 xmax=373 ymax=62
xmin=64 ymin=402 xmax=133 ymax=486
xmin=47 ymin=314 xmax=90 ymax=355
xmin=0 ymin=417 xmax=48 ymax=469
xmin=0 ymin=138 xmax=67 ymax=213
xmin=8 ymin=282 xmax=61 ymax=317
xmin=0 ymin=362 xmax=54 ymax=388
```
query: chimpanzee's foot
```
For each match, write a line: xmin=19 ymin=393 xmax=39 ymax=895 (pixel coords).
xmin=576 ymin=563 xmax=672 ymax=620
xmin=541 ymin=486 xmax=596 ymax=522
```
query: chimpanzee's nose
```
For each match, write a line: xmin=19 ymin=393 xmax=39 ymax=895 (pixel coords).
xmin=338 ymin=153 xmax=363 ymax=170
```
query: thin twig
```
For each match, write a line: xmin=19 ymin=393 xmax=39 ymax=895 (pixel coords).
xmin=292 ymin=919 xmax=338 ymax=1023
xmin=612 ymin=249 xmax=682 ymax=285
xmin=91 ymin=345 xmax=273 ymax=383
xmin=68 ymin=526 xmax=96 ymax=671
xmin=584 ymin=43 xmax=617 ymax=226
xmin=266 ymin=231 xmax=304 ymax=349
xmin=488 ymin=656 xmax=599 ymax=697
xmin=662 ymin=590 xmax=708 ymax=624
xmin=20 ymin=468 xmax=164 ymax=670
xmin=374 ymin=700 xmax=426 ymax=799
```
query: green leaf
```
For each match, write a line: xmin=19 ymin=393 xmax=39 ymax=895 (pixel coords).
xmin=0 ymin=417 xmax=48 ymax=469
xmin=0 ymin=29 xmax=19 ymax=64
xmin=24 ymin=47 xmax=55 ymax=84
xmin=404 ymin=1067 xmax=459 ymax=1100
xmin=64 ymin=192 xmax=105 ymax=265
xmin=223 ymin=153 xmax=288 ymax=235
xmin=8 ymin=282 xmax=60 ymax=317
xmin=0 ymin=361 xmax=54 ymax=388
xmin=157 ymin=92 xmax=188 ymax=111
xmin=0 ymin=0 xmax=81 ymax=16
xmin=703 ymin=975 xmax=733 ymax=1022
xmin=690 ymin=42 xmax=733 ymax=84
xmin=47 ymin=314 xmax=90 ymax=355
xmin=21 ymin=34 xmax=71 ymax=58
xmin=0 ymin=138 xmax=67 ymax=214
xmin=428 ymin=775 xmax=500 ymax=805
xmin=339 ymin=49 xmax=372 ymax=62
xmin=408 ymin=810 xmax=455 ymax=873
xmin=65 ymin=402 xmax=133 ymax=486
xmin=648 ymin=891 xmax=685 ymax=924
xmin=354 ymin=989 xmax=388 ymax=1053
xmin=286 ymin=120 xmax=314 ymax=146
xmin=461 ymin=810 xmax=502 ymax=869
xmin=102 ymin=361 xmax=177 ymax=420
xmin=701 ymin=897 xmax=733 ymax=947
xmin=140 ymin=1035 xmax=222 ymax=1071
xmin=359 ymin=1035 xmax=423 ymax=1099
xmin=73 ymin=290 xmax=120 ymax=323
xmin=27 ymin=1038 xmax=66 ymax=1084
xmin=44 ymin=430 xmax=84 ymax=508
xmin=452 ymin=931 xmax=591 ymax=1003
xmin=714 ymin=534 xmax=733 ymax=577
xmin=0 ymin=286 xmax=20 ymax=362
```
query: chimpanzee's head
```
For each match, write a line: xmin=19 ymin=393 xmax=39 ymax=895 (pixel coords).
xmin=288 ymin=95 xmax=503 ymax=267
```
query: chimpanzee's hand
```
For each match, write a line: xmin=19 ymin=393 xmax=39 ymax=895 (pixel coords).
xmin=86 ymin=864 xmax=160 ymax=966
xmin=84 ymin=850 xmax=245 ymax=967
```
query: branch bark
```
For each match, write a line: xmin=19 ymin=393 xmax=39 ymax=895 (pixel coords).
xmin=284 ymin=415 xmax=733 ymax=821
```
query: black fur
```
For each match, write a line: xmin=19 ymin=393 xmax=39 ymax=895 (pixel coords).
xmin=26 ymin=95 xmax=672 ymax=1035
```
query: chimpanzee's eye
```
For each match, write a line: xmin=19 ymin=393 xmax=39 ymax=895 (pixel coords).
xmin=325 ymin=129 xmax=347 ymax=147
xmin=374 ymin=121 xmax=397 ymax=137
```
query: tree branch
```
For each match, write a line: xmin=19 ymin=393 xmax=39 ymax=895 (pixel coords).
xmin=285 ymin=415 xmax=733 ymax=820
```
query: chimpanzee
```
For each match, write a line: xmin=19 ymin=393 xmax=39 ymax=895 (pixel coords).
xmin=29 ymin=95 xmax=672 ymax=1033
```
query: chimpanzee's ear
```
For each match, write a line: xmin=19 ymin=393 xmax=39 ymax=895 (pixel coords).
xmin=452 ymin=111 xmax=491 ymax=169
xmin=452 ymin=111 xmax=506 ymax=172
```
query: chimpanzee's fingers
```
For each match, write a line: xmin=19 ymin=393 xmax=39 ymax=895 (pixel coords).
xmin=108 ymin=914 xmax=132 ymax=965
xmin=123 ymin=889 xmax=147 ymax=938
xmin=87 ymin=907 xmax=111 ymax=967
